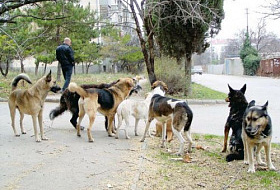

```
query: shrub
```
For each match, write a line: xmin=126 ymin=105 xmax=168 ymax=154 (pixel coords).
xmin=240 ymin=32 xmax=260 ymax=76
xmin=243 ymin=54 xmax=261 ymax=76
xmin=154 ymin=57 xmax=185 ymax=94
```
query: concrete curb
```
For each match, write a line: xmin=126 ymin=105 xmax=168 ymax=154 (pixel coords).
xmin=0 ymin=96 xmax=227 ymax=105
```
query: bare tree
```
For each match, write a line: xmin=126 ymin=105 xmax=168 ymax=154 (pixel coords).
xmin=262 ymin=0 xmax=280 ymax=19
xmin=127 ymin=0 xmax=224 ymax=85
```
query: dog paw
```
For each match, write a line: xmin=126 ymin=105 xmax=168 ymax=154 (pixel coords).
xmin=88 ymin=139 xmax=94 ymax=143
xmin=257 ymin=161 xmax=267 ymax=166
xmin=36 ymin=138 xmax=41 ymax=142
xmin=42 ymin=136 xmax=48 ymax=141
xmin=22 ymin=131 xmax=26 ymax=134
xmin=126 ymin=136 xmax=130 ymax=139
xmin=108 ymin=133 xmax=115 ymax=137
xmin=247 ymin=168 xmax=255 ymax=173
xmin=135 ymin=133 xmax=139 ymax=136
xmin=269 ymin=165 xmax=276 ymax=171
xmin=15 ymin=134 xmax=20 ymax=137
xmin=140 ymin=138 xmax=145 ymax=142
xmin=244 ymin=161 xmax=249 ymax=165
xmin=173 ymin=152 xmax=183 ymax=156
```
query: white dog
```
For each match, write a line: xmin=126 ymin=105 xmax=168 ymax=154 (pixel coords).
xmin=115 ymin=81 xmax=168 ymax=139
xmin=115 ymin=92 xmax=152 ymax=139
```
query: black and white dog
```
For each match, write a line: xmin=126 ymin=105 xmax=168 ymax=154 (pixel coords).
xmin=140 ymin=81 xmax=193 ymax=155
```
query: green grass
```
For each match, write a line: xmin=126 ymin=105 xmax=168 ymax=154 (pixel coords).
xmin=188 ymin=82 xmax=227 ymax=99
xmin=0 ymin=72 xmax=226 ymax=100
xmin=255 ymin=170 xmax=280 ymax=187
xmin=204 ymin=134 xmax=222 ymax=140
xmin=271 ymin=143 xmax=280 ymax=149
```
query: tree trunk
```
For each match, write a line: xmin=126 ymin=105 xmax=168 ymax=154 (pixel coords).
xmin=0 ymin=58 xmax=9 ymax=77
xmin=35 ymin=63 xmax=39 ymax=76
xmin=44 ymin=63 xmax=47 ymax=75
xmin=129 ymin=0 xmax=156 ymax=86
xmin=86 ymin=63 xmax=90 ymax=74
xmin=20 ymin=57 xmax=25 ymax=73
xmin=184 ymin=54 xmax=192 ymax=96
xmin=82 ymin=62 xmax=84 ymax=73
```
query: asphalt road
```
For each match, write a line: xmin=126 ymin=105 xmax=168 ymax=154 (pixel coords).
xmin=0 ymin=102 xmax=151 ymax=190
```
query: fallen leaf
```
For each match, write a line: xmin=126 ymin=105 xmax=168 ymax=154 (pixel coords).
xmin=196 ymin=145 xmax=205 ymax=150
xmin=183 ymin=154 xmax=192 ymax=163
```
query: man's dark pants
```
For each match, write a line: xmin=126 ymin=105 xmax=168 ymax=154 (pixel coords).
xmin=61 ymin=65 xmax=73 ymax=91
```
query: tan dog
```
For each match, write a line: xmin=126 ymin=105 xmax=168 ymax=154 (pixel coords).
xmin=155 ymin=119 xmax=173 ymax=142
xmin=242 ymin=100 xmax=276 ymax=173
xmin=68 ymin=78 xmax=137 ymax=142
xmin=8 ymin=71 xmax=60 ymax=142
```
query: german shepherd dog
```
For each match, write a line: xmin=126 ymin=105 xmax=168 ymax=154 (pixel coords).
xmin=49 ymin=80 xmax=141 ymax=131
xmin=242 ymin=100 xmax=276 ymax=173
xmin=140 ymin=81 xmax=193 ymax=155
xmin=222 ymin=84 xmax=248 ymax=162
xmin=68 ymin=78 xmax=137 ymax=142
xmin=8 ymin=71 xmax=61 ymax=142
xmin=49 ymin=81 xmax=118 ymax=130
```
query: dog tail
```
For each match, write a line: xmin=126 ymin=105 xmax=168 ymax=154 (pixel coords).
xmin=11 ymin=73 xmax=32 ymax=91
xmin=226 ymin=152 xmax=244 ymax=162
xmin=184 ymin=104 xmax=193 ymax=132
xmin=68 ymin=82 xmax=88 ymax=98
xmin=49 ymin=95 xmax=68 ymax=120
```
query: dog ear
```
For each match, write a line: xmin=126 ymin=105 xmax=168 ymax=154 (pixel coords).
xmin=151 ymin=81 xmax=158 ymax=89
xmin=248 ymin=100 xmax=255 ymax=108
xmin=162 ymin=82 xmax=168 ymax=92
xmin=262 ymin=101 xmax=268 ymax=110
xmin=240 ymin=84 xmax=246 ymax=94
xmin=46 ymin=70 xmax=52 ymax=82
xmin=228 ymin=84 xmax=233 ymax=92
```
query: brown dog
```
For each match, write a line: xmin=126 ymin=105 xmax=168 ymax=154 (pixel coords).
xmin=155 ymin=119 xmax=173 ymax=142
xmin=8 ymin=71 xmax=60 ymax=142
xmin=68 ymin=78 xmax=137 ymax=142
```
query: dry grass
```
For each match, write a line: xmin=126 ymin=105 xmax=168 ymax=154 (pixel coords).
xmin=136 ymin=134 xmax=280 ymax=189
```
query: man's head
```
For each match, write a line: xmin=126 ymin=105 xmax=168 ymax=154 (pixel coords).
xmin=64 ymin=37 xmax=71 ymax=46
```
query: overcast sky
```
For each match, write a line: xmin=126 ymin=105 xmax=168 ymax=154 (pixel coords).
xmin=214 ymin=0 xmax=280 ymax=39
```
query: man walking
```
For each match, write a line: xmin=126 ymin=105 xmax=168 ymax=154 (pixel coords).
xmin=56 ymin=37 xmax=75 ymax=92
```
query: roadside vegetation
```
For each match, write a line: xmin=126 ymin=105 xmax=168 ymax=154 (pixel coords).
xmin=0 ymin=71 xmax=226 ymax=100
xmin=136 ymin=133 xmax=280 ymax=189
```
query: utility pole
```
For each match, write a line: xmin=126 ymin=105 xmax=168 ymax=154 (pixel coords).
xmin=246 ymin=8 xmax=249 ymax=34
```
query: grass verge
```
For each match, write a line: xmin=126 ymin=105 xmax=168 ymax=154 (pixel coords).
xmin=138 ymin=133 xmax=280 ymax=189
xmin=0 ymin=72 xmax=226 ymax=99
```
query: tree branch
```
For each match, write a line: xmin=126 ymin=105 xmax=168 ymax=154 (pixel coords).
xmin=0 ymin=0 xmax=56 ymax=15
xmin=0 ymin=14 xmax=68 ymax=23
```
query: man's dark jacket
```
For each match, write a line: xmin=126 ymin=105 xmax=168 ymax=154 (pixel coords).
xmin=56 ymin=43 xmax=75 ymax=67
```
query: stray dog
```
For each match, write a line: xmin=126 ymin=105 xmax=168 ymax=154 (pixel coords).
xmin=68 ymin=78 xmax=138 ymax=142
xmin=242 ymin=100 xmax=276 ymax=173
xmin=222 ymin=84 xmax=248 ymax=162
xmin=8 ymin=71 xmax=61 ymax=142
xmin=49 ymin=79 xmax=142 ymax=131
xmin=155 ymin=119 xmax=173 ymax=142
xmin=140 ymin=81 xmax=193 ymax=155
xmin=49 ymin=81 xmax=118 ymax=130
xmin=115 ymin=85 xmax=162 ymax=139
